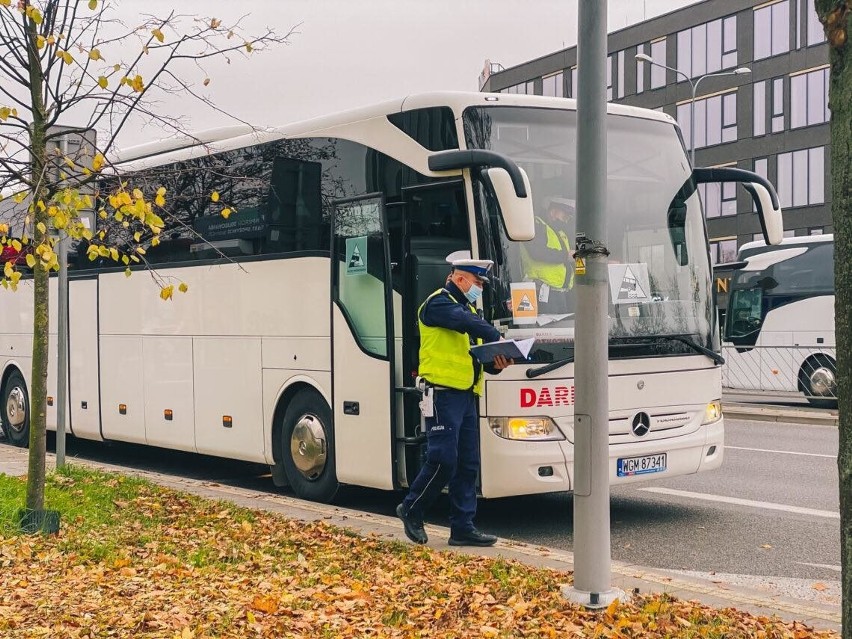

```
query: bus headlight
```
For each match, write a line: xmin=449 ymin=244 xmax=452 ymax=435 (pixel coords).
xmin=489 ymin=417 xmax=565 ymax=441
xmin=703 ymin=401 xmax=722 ymax=424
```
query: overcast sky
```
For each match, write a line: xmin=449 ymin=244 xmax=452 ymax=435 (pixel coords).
xmin=109 ymin=0 xmax=699 ymax=149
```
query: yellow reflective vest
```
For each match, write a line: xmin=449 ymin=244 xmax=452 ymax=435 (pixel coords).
xmin=418 ymin=289 xmax=485 ymax=396
xmin=520 ymin=217 xmax=575 ymax=289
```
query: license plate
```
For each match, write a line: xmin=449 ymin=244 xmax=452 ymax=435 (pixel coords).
xmin=617 ymin=453 xmax=667 ymax=477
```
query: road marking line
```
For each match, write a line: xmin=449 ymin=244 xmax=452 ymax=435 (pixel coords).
xmin=796 ymin=562 xmax=842 ymax=572
xmin=639 ymin=487 xmax=840 ymax=519
xmin=726 ymin=445 xmax=835 ymax=459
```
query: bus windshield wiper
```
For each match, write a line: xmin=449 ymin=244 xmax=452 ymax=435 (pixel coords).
xmin=611 ymin=334 xmax=724 ymax=365
xmin=526 ymin=355 xmax=574 ymax=379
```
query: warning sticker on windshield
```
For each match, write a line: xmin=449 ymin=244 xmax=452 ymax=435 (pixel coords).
xmin=511 ymin=282 xmax=538 ymax=325
xmin=608 ymin=263 xmax=651 ymax=305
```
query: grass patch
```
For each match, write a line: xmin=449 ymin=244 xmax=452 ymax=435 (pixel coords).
xmin=0 ymin=465 xmax=839 ymax=639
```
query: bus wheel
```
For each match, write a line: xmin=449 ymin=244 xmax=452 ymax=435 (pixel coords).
xmin=2 ymin=371 xmax=30 ymax=448
xmin=799 ymin=355 xmax=837 ymax=409
xmin=280 ymin=390 xmax=339 ymax=503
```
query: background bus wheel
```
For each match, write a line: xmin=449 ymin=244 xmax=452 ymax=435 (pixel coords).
xmin=799 ymin=354 xmax=837 ymax=409
xmin=2 ymin=371 xmax=30 ymax=448
xmin=280 ymin=390 xmax=338 ymax=503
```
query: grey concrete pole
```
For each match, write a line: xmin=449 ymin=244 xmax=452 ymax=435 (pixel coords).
xmin=56 ymin=234 xmax=68 ymax=469
xmin=561 ymin=0 xmax=624 ymax=609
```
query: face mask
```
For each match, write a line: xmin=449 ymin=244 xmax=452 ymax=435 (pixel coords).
xmin=464 ymin=283 xmax=483 ymax=304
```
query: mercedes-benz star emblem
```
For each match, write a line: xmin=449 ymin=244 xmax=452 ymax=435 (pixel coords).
xmin=631 ymin=412 xmax=651 ymax=437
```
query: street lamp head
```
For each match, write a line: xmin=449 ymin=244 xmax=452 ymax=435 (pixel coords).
xmin=733 ymin=67 xmax=751 ymax=75
xmin=635 ymin=53 xmax=653 ymax=63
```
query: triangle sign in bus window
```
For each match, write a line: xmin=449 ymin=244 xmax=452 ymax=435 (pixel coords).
xmin=608 ymin=263 xmax=651 ymax=305
xmin=516 ymin=294 xmax=535 ymax=312
xmin=345 ymin=236 xmax=368 ymax=276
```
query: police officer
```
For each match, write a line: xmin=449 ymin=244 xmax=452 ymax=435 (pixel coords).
xmin=396 ymin=256 xmax=511 ymax=546
xmin=520 ymin=198 xmax=576 ymax=314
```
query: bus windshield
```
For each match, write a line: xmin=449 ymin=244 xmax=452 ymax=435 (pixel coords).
xmin=464 ymin=106 xmax=715 ymax=363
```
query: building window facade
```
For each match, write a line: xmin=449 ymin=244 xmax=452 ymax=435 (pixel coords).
xmin=754 ymin=0 xmax=791 ymax=60
xmin=636 ymin=44 xmax=646 ymax=93
xmin=807 ymin=2 xmax=826 ymax=45
xmin=772 ymin=77 xmax=785 ymax=132
xmin=570 ymin=66 xmax=578 ymax=98
xmin=607 ymin=54 xmax=613 ymax=101
xmin=677 ymin=90 xmax=737 ymax=150
xmin=791 ymin=66 xmax=830 ymax=128
xmin=753 ymin=81 xmax=766 ymax=136
xmin=677 ymin=15 xmax=737 ymax=79
xmin=710 ymin=238 xmax=738 ymax=265
xmin=700 ymin=181 xmax=737 ymax=218
xmin=753 ymin=158 xmax=768 ymax=211
xmin=617 ymin=50 xmax=625 ymax=98
xmin=542 ymin=71 xmax=565 ymax=97
xmin=777 ymin=146 xmax=825 ymax=208
xmin=650 ymin=38 xmax=667 ymax=89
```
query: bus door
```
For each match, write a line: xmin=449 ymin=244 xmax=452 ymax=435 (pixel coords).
xmin=395 ymin=181 xmax=471 ymax=486
xmin=331 ymin=194 xmax=395 ymax=490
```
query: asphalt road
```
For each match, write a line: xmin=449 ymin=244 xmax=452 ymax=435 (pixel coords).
xmin=8 ymin=416 xmax=840 ymax=585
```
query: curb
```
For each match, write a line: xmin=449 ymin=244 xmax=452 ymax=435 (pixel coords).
xmin=724 ymin=402 xmax=838 ymax=426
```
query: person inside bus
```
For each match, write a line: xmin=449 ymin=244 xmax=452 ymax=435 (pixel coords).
xmin=520 ymin=197 xmax=576 ymax=314
xmin=396 ymin=256 xmax=511 ymax=547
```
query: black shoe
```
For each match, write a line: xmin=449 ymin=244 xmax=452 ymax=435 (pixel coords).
xmin=448 ymin=528 xmax=498 ymax=547
xmin=396 ymin=504 xmax=427 ymax=544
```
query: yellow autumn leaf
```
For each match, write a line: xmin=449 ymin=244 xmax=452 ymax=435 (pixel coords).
xmin=155 ymin=192 xmax=165 ymax=207
xmin=241 ymin=520 xmax=252 ymax=533
xmin=131 ymin=74 xmax=144 ymax=92
xmin=0 ymin=223 xmax=7 ymax=235
xmin=0 ymin=0 xmax=11 ymax=7
xmin=88 ymin=48 xmax=102 ymax=61
xmin=159 ymin=285 xmax=174 ymax=301
xmin=88 ymin=0 xmax=97 ymax=9
xmin=245 ymin=42 xmax=253 ymax=53
xmin=11 ymin=239 xmax=21 ymax=251
xmin=210 ymin=191 xmax=219 ymax=202
xmin=97 ymin=75 xmax=108 ymax=89
xmin=36 ymin=222 xmax=47 ymax=234
xmin=3 ymin=262 xmax=13 ymax=278
xmin=152 ymin=28 xmax=164 ymax=42
xmin=124 ymin=267 xmax=132 ymax=278
xmin=221 ymin=208 xmax=231 ymax=219
xmin=92 ymin=153 xmax=105 ymax=171
xmin=35 ymin=35 xmax=45 ymax=49
xmin=178 ymin=282 xmax=188 ymax=293
xmin=27 ymin=7 xmax=43 ymax=24
xmin=25 ymin=254 xmax=36 ymax=269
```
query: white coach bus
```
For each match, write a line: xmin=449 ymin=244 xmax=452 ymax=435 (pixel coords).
xmin=0 ymin=92 xmax=782 ymax=502
xmin=723 ymin=234 xmax=835 ymax=407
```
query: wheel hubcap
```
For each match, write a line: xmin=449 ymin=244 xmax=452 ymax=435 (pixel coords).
xmin=809 ymin=366 xmax=836 ymax=397
xmin=290 ymin=413 xmax=327 ymax=481
xmin=6 ymin=387 xmax=27 ymax=433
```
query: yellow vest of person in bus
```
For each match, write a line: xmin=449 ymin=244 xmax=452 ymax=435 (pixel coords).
xmin=520 ymin=217 xmax=575 ymax=289
xmin=418 ymin=290 xmax=485 ymax=396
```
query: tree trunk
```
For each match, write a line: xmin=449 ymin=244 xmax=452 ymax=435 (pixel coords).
xmin=23 ymin=5 xmax=48 ymax=514
xmin=815 ymin=2 xmax=852 ymax=636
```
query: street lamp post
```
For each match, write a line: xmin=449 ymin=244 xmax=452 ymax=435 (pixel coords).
xmin=635 ymin=53 xmax=750 ymax=166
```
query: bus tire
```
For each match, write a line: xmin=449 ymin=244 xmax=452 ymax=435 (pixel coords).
xmin=280 ymin=389 xmax=339 ymax=503
xmin=799 ymin=354 xmax=837 ymax=409
xmin=2 ymin=370 xmax=30 ymax=448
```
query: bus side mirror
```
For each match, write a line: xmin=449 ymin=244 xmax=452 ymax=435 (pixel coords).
xmin=483 ymin=166 xmax=534 ymax=241
xmin=693 ymin=167 xmax=784 ymax=246
xmin=742 ymin=182 xmax=784 ymax=246
xmin=428 ymin=149 xmax=535 ymax=241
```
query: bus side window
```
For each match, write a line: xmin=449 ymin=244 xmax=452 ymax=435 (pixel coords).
xmin=266 ymin=157 xmax=325 ymax=253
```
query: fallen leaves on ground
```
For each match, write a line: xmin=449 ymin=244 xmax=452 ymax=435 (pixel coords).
xmin=0 ymin=468 xmax=840 ymax=638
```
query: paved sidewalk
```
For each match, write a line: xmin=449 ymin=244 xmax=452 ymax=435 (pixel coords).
xmin=0 ymin=443 xmax=841 ymax=633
